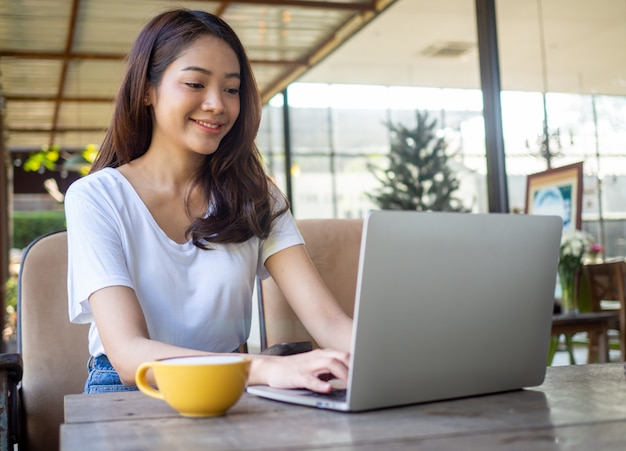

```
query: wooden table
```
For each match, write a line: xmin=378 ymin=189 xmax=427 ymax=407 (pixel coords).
xmin=62 ymin=363 xmax=626 ymax=450
xmin=551 ymin=311 xmax=620 ymax=363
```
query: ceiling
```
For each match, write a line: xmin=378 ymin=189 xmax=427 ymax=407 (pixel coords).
xmin=0 ymin=0 xmax=396 ymax=151
xmin=301 ymin=0 xmax=626 ymax=95
xmin=1 ymin=0 xmax=625 ymax=153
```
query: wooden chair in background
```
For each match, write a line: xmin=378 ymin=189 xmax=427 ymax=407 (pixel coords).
xmin=582 ymin=260 xmax=626 ymax=362
xmin=257 ymin=218 xmax=363 ymax=351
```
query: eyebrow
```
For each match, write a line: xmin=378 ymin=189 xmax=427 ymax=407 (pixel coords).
xmin=181 ymin=66 xmax=240 ymax=79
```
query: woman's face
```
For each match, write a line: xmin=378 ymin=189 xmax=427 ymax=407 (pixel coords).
xmin=146 ymin=35 xmax=241 ymax=158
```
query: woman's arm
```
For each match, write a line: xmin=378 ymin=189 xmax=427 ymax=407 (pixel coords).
xmin=264 ymin=244 xmax=354 ymax=353
xmin=89 ymin=283 xmax=350 ymax=392
xmin=89 ymin=286 xmax=208 ymax=385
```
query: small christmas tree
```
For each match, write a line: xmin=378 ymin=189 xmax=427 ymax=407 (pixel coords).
xmin=368 ymin=110 xmax=467 ymax=212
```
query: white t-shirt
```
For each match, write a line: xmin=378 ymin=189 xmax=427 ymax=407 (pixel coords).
xmin=65 ymin=168 xmax=303 ymax=357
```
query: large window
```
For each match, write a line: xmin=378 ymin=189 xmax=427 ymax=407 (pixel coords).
xmin=259 ymin=84 xmax=626 ymax=256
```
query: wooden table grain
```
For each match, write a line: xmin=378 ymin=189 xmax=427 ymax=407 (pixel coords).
xmin=62 ymin=363 xmax=626 ymax=450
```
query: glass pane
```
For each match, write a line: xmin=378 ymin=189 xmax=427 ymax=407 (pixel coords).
xmin=289 ymin=155 xmax=333 ymax=219
xmin=335 ymin=155 xmax=380 ymax=219
xmin=259 ymin=104 xmax=285 ymax=183
xmin=290 ymin=108 xmax=331 ymax=154
xmin=333 ymin=108 xmax=389 ymax=154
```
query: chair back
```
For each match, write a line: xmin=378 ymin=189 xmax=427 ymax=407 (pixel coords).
xmin=582 ymin=259 xmax=626 ymax=360
xmin=17 ymin=230 xmax=90 ymax=451
xmin=258 ymin=218 xmax=363 ymax=350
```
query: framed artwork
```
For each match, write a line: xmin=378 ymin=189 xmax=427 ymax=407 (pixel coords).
xmin=525 ymin=162 xmax=583 ymax=231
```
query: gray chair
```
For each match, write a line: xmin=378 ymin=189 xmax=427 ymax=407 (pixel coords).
xmin=1 ymin=231 xmax=90 ymax=451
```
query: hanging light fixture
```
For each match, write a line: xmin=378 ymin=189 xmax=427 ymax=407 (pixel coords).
xmin=532 ymin=0 xmax=563 ymax=169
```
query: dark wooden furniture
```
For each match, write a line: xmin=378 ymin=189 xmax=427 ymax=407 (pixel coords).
xmin=62 ymin=364 xmax=626 ymax=450
xmin=551 ymin=311 xmax=620 ymax=363
xmin=583 ymin=260 xmax=626 ymax=361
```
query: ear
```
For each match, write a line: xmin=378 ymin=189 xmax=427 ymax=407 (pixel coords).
xmin=144 ymin=87 xmax=154 ymax=106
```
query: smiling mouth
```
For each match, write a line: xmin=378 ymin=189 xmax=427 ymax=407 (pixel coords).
xmin=193 ymin=119 xmax=222 ymax=129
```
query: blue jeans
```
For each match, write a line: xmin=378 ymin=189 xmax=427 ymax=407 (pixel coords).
xmin=84 ymin=355 xmax=138 ymax=394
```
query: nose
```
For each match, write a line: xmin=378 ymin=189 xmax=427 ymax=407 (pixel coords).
xmin=201 ymin=89 xmax=225 ymax=114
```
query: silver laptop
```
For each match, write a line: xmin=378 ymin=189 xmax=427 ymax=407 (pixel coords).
xmin=247 ymin=210 xmax=562 ymax=412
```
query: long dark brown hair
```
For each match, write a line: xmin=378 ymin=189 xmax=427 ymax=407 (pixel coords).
xmin=91 ymin=9 xmax=287 ymax=248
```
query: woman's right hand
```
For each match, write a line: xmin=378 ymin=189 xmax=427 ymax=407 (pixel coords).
xmin=251 ymin=349 xmax=350 ymax=393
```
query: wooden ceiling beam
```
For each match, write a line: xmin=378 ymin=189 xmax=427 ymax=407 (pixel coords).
xmin=4 ymin=95 xmax=112 ymax=102
xmin=49 ymin=0 xmax=81 ymax=147
xmin=8 ymin=126 xmax=107 ymax=133
xmin=0 ymin=50 xmax=123 ymax=60
xmin=259 ymin=0 xmax=396 ymax=102
xmin=0 ymin=50 xmax=303 ymax=67
xmin=185 ymin=0 xmax=377 ymax=11
xmin=215 ymin=2 xmax=229 ymax=17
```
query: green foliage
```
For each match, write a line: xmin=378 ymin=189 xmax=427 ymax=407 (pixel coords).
xmin=4 ymin=276 xmax=17 ymax=312
xmin=22 ymin=144 xmax=97 ymax=175
xmin=4 ymin=276 xmax=17 ymax=337
xmin=23 ymin=145 xmax=60 ymax=172
xmin=367 ymin=110 xmax=467 ymax=212
xmin=12 ymin=210 xmax=66 ymax=249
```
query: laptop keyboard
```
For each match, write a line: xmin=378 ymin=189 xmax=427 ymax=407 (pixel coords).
xmin=305 ymin=388 xmax=347 ymax=402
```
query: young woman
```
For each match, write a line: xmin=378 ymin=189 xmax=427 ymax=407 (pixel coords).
xmin=65 ymin=9 xmax=352 ymax=394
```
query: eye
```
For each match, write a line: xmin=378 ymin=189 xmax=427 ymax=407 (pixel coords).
xmin=225 ymin=87 xmax=241 ymax=95
xmin=185 ymin=82 xmax=204 ymax=89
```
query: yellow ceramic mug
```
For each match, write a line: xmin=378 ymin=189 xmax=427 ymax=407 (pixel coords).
xmin=135 ymin=355 xmax=250 ymax=417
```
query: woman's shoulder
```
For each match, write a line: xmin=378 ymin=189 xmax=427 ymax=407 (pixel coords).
xmin=66 ymin=167 xmax=126 ymax=197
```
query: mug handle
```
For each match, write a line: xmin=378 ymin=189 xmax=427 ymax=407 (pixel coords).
xmin=135 ymin=362 xmax=165 ymax=400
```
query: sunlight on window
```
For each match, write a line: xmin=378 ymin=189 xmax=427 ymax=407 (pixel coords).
xmin=282 ymin=83 xmax=485 ymax=112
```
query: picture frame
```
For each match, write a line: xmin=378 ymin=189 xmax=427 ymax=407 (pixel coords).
xmin=525 ymin=162 xmax=583 ymax=231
